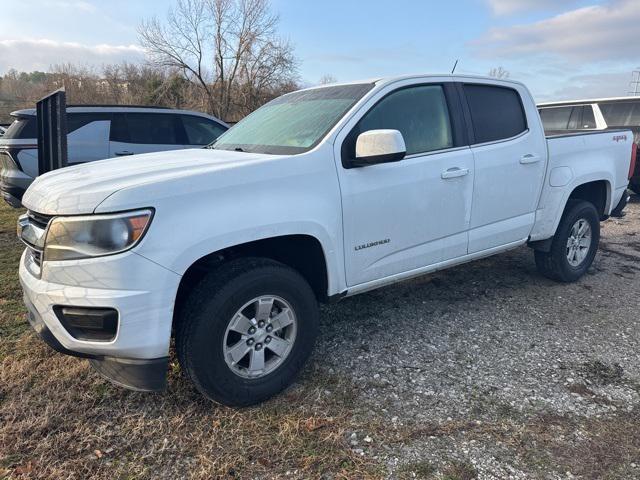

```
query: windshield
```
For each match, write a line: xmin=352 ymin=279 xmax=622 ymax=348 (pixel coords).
xmin=211 ymin=83 xmax=374 ymax=155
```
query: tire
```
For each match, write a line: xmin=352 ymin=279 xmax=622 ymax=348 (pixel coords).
xmin=176 ymin=257 xmax=319 ymax=407
xmin=630 ymin=182 xmax=640 ymax=196
xmin=534 ymin=200 xmax=600 ymax=283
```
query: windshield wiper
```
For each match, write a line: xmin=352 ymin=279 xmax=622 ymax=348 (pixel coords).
xmin=206 ymin=144 xmax=247 ymax=152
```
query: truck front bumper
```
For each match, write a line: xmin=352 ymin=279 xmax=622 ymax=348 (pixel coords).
xmin=19 ymin=249 xmax=181 ymax=392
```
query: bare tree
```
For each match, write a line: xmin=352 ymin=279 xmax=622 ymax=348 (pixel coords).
xmin=318 ymin=74 xmax=337 ymax=85
xmin=139 ymin=0 xmax=213 ymax=111
xmin=488 ymin=66 xmax=510 ymax=79
xmin=138 ymin=0 xmax=298 ymax=121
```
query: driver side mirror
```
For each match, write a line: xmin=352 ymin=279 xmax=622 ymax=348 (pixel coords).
xmin=352 ymin=129 xmax=406 ymax=167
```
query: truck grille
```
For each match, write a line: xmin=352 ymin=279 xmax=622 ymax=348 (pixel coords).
xmin=30 ymin=249 xmax=43 ymax=268
xmin=27 ymin=211 xmax=53 ymax=229
xmin=21 ymin=211 xmax=53 ymax=271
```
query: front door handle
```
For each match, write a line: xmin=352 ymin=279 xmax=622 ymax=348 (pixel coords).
xmin=441 ymin=167 xmax=470 ymax=179
xmin=115 ymin=151 xmax=134 ymax=156
xmin=520 ymin=154 xmax=541 ymax=164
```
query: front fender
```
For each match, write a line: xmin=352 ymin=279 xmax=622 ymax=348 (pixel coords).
xmin=164 ymin=221 xmax=342 ymax=295
xmin=96 ymin=148 xmax=348 ymax=296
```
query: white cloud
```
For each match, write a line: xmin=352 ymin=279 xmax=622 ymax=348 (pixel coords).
xmin=486 ymin=0 xmax=579 ymax=15
xmin=0 ymin=39 xmax=145 ymax=73
xmin=475 ymin=0 xmax=640 ymax=62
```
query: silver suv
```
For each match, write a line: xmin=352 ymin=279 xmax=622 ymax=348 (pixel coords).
xmin=0 ymin=105 xmax=228 ymax=207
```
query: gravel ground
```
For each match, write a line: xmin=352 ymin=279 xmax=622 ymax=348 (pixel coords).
xmin=312 ymin=193 xmax=640 ymax=479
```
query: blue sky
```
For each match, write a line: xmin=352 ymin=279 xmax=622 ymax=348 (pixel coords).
xmin=0 ymin=0 xmax=638 ymax=101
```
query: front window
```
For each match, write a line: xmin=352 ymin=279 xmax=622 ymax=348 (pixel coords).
xmin=353 ymin=85 xmax=453 ymax=156
xmin=211 ymin=83 xmax=374 ymax=155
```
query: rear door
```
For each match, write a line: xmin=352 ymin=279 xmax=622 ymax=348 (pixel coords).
xmin=109 ymin=113 xmax=185 ymax=157
xmin=461 ymin=82 xmax=547 ymax=253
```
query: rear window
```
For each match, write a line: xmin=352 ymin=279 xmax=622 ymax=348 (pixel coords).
xmin=67 ymin=113 xmax=112 ymax=134
xmin=599 ymin=102 xmax=640 ymax=127
xmin=539 ymin=106 xmax=572 ymax=130
xmin=539 ymin=105 xmax=597 ymax=131
xmin=464 ymin=84 xmax=527 ymax=144
xmin=110 ymin=113 xmax=181 ymax=145
xmin=2 ymin=117 xmax=37 ymax=140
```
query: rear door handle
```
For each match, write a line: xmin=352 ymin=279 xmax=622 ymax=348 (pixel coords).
xmin=441 ymin=167 xmax=470 ymax=179
xmin=115 ymin=151 xmax=134 ymax=156
xmin=520 ymin=154 xmax=541 ymax=164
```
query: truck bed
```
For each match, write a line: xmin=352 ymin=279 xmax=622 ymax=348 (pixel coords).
xmin=528 ymin=129 xmax=633 ymax=241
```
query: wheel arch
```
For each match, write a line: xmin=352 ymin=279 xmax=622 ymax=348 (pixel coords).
xmin=553 ymin=177 xmax=612 ymax=234
xmin=173 ymin=234 xmax=331 ymax=330
xmin=530 ymin=177 xmax=612 ymax=250
xmin=567 ymin=179 xmax=611 ymax=219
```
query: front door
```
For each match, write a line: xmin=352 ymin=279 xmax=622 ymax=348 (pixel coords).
xmin=337 ymin=83 xmax=474 ymax=287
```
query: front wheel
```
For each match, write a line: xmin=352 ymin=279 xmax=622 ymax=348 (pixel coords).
xmin=176 ymin=258 xmax=319 ymax=406
xmin=534 ymin=200 xmax=600 ymax=283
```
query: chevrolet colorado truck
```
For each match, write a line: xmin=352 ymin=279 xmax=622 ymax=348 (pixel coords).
xmin=17 ymin=75 xmax=635 ymax=406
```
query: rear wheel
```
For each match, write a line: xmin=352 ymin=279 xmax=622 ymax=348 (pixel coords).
xmin=534 ymin=200 xmax=600 ymax=282
xmin=630 ymin=182 xmax=640 ymax=196
xmin=176 ymin=257 xmax=319 ymax=406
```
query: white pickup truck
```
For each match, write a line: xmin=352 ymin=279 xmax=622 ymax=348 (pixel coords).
xmin=17 ymin=75 xmax=635 ymax=406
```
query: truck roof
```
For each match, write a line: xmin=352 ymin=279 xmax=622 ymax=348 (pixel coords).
xmin=299 ymin=73 xmax=527 ymax=92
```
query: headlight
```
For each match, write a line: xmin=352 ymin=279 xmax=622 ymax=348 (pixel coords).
xmin=44 ymin=209 xmax=153 ymax=261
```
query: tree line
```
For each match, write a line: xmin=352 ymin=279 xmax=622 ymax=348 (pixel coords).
xmin=0 ymin=0 xmax=300 ymax=124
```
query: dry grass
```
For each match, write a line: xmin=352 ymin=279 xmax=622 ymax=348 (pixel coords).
xmin=0 ymin=202 xmax=383 ymax=479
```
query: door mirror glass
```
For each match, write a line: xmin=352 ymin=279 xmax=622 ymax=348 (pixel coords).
xmin=353 ymin=129 xmax=406 ymax=167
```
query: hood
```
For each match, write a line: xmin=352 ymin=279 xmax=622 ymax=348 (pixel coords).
xmin=22 ymin=148 xmax=274 ymax=215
